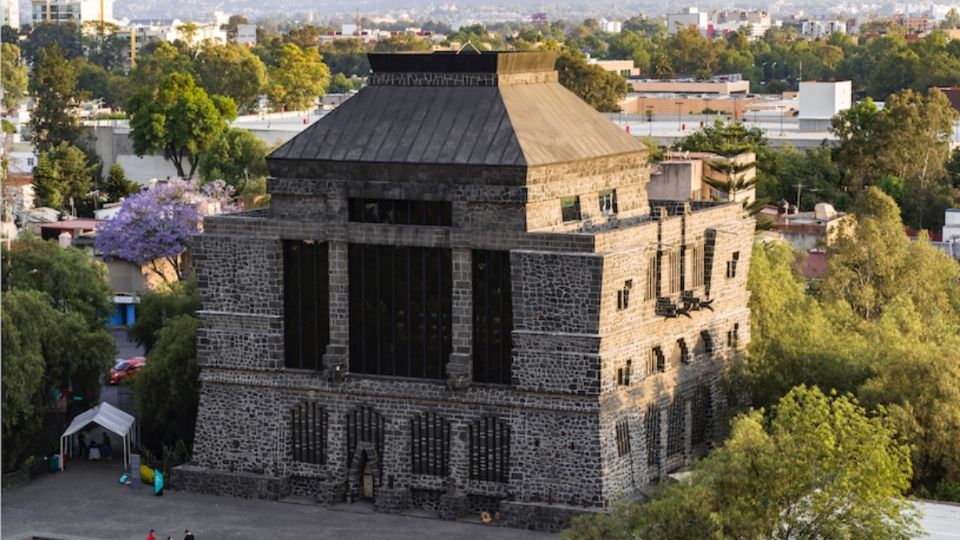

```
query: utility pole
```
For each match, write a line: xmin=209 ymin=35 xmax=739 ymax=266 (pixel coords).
xmin=130 ymin=27 xmax=136 ymax=68
xmin=794 ymin=182 xmax=804 ymax=210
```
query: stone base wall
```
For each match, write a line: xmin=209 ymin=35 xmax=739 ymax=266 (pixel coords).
xmin=499 ymin=500 xmax=601 ymax=532
xmin=173 ymin=465 xmax=281 ymax=500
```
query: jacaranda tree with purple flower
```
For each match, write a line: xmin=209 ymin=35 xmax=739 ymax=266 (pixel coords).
xmin=95 ymin=179 xmax=235 ymax=282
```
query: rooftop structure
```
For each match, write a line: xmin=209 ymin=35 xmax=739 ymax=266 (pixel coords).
xmin=798 ymin=81 xmax=852 ymax=131
xmin=179 ymin=50 xmax=754 ymax=531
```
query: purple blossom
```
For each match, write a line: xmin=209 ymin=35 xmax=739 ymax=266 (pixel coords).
xmin=95 ymin=178 xmax=235 ymax=279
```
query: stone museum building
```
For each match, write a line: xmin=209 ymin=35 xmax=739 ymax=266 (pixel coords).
xmin=175 ymin=51 xmax=754 ymax=530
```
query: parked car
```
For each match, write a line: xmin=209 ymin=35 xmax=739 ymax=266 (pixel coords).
xmin=108 ymin=357 xmax=146 ymax=385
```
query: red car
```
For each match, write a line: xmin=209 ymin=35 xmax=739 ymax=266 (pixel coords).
xmin=109 ymin=357 xmax=146 ymax=385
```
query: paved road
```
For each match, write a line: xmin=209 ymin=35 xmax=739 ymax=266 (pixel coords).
xmin=1 ymin=461 xmax=555 ymax=540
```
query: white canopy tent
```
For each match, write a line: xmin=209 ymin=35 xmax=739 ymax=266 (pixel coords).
xmin=59 ymin=402 xmax=135 ymax=471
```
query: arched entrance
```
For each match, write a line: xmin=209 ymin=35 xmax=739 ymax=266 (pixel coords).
xmin=347 ymin=445 xmax=380 ymax=503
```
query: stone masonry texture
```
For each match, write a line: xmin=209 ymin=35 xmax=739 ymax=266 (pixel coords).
xmin=179 ymin=51 xmax=754 ymax=533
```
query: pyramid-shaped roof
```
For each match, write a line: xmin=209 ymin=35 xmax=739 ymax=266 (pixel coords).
xmin=268 ymin=51 xmax=645 ymax=170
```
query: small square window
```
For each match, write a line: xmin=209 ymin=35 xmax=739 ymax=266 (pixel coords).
xmin=560 ymin=196 xmax=581 ymax=222
xmin=599 ymin=189 xmax=618 ymax=216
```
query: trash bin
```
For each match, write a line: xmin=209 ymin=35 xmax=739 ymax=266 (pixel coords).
xmin=48 ymin=454 xmax=60 ymax=472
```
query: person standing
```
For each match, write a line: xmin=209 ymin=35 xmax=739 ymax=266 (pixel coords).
xmin=78 ymin=433 xmax=87 ymax=459
xmin=184 ymin=530 xmax=195 ymax=540
xmin=146 ymin=530 xmax=156 ymax=540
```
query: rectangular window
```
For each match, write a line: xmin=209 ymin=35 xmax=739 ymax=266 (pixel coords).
xmin=469 ymin=416 xmax=510 ymax=483
xmin=411 ymin=412 xmax=451 ymax=477
xmin=668 ymin=249 xmax=681 ymax=294
xmin=690 ymin=243 xmax=705 ymax=289
xmin=617 ymin=280 xmax=632 ymax=310
xmin=598 ymin=189 xmax=618 ymax=216
xmin=726 ymin=251 xmax=740 ymax=279
xmin=647 ymin=346 xmax=666 ymax=375
xmin=283 ymin=240 xmax=329 ymax=371
xmin=645 ymin=254 xmax=657 ymax=301
xmin=691 ymin=385 xmax=712 ymax=447
xmin=560 ymin=196 xmax=581 ymax=222
xmin=645 ymin=405 xmax=660 ymax=468
xmin=728 ymin=323 xmax=740 ymax=349
xmin=291 ymin=401 xmax=327 ymax=464
xmin=348 ymin=244 xmax=452 ymax=379
xmin=348 ymin=198 xmax=452 ymax=226
xmin=472 ymin=250 xmax=513 ymax=385
xmin=617 ymin=359 xmax=632 ymax=386
xmin=695 ymin=330 xmax=712 ymax=356
xmin=677 ymin=338 xmax=690 ymax=365
xmin=616 ymin=420 xmax=631 ymax=457
xmin=666 ymin=397 xmax=684 ymax=457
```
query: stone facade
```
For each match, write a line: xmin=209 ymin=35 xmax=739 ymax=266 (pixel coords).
xmin=179 ymin=51 xmax=754 ymax=532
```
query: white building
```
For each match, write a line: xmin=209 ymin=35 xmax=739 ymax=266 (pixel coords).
xmin=125 ymin=18 xmax=227 ymax=58
xmin=798 ymin=80 xmax=852 ymax=131
xmin=2 ymin=0 xmax=19 ymax=29
xmin=800 ymin=19 xmax=847 ymax=38
xmin=30 ymin=0 xmax=113 ymax=25
xmin=667 ymin=7 xmax=708 ymax=34
xmin=944 ymin=209 xmax=960 ymax=244
xmin=599 ymin=18 xmax=622 ymax=33
xmin=236 ymin=23 xmax=256 ymax=46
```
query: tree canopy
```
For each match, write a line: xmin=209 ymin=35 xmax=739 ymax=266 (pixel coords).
xmin=29 ymin=44 xmax=81 ymax=153
xmin=555 ymin=50 xmax=628 ymax=112
xmin=564 ymin=386 xmax=918 ymax=540
xmin=194 ymin=44 xmax=268 ymax=111
xmin=1 ymin=44 xmax=27 ymax=111
xmin=197 ymin=127 xmax=270 ymax=192
xmin=266 ymin=43 xmax=331 ymax=111
xmin=128 ymin=72 xmax=237 ymax=179
xmin=32 ymin=142 xmax=97 ymax=212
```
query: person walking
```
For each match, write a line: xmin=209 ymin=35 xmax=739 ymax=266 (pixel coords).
xmin=146 ymin=530 xmax=156 ymax=540
xmin=184 ymin=530 xmax=195 ymax=540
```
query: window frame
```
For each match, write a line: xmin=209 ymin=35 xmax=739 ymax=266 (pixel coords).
xmin=560 ymin=196 xmax=582 ymax=222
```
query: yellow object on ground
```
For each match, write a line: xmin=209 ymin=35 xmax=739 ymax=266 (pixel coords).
xmin=140 ymin=465 xmax=154 ymax=483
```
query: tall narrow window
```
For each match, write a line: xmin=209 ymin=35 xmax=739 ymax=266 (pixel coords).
xmin=667 ymin=397 xmax=685 ymax=457
xmin=411 ymin=412 xmax=451 ymax=477
xmin=668 ymin=249 xmax=681 ymax=294
xmin=695 ymin=330 xmax=712 ymax=356
xmin=599 ymin=190 xmax=618 ymax=216
xmin=284 ymin=240 xmax=329 ymax=370
xmin=291 ymin=401 xmax=327 ymax=464
xmin=647 ymin=346 xmax=666 ymax=376
xmin=472 ymin=250 xmax=513 ymax=385
xmin=645 ymin=405 xmax=660 ymax=468
xmin=616 ymin=419 xmax=631 ymax=457
xmin=726 ymin=251 xmax=740 ymax=278
xmin=690 ymin=242 xmax=705 ymax=289
xmin=677 ymin=338 xmax=690 ymax=365
xmin=617 ymin=280 xmax=632 ymax=311
xmin=560 ymin=196 xmax=581 ymax=222
xmin=645 ymin=254 xmax=657 ymax=300
xmin=349 ymin=245 xmax=452 ymax=379
xmin=617 ymin=359 xmax=632 ymax=386
xmin=691 ymin=385 xmax=713 ymax=447
xmin=469 ymin=416 xmax=510 ymax=483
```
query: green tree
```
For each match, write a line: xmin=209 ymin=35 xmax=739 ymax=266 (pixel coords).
xmin=103 ymin=163 xmax=140 ymax=202
xmin=129 ymin=72 xmax=237 ymax=179
xmin=32 ymin=142 xmax=97 ymax=212
xmin=756 ymin=145 xmax=847 ymax=211
xmin=128 ymin=278 xmax=201 ymax=354
xmin=678 ymin=118 xmax=767 ymax=157
xmin=129 ymin=41 xmax=193 ymax=96
xmin=1 ymin=44 xmax=28 ymax=111
xmin=564 ymin=386 xmax=918 ymax=540
xmin=20 ymin=22 xmax=83 ymax=63
xmin=28 ymin=44 xmax=80 ymax=153
xmin=703 ymin=158 xmax=757 ymax=203
xmin=373 ymin=34 xmax=432 ymax=52
xmin=82 ymin=24 xmax=128 ymax=71
xmin=197 ymin=128 xmax=269 ymax=191
xmin=194 ymin=44 xmax=268 ymax=111
xmin=267 ymin=43 xmax=331 ymax=111
xmin=328 ymin=72 xmax=360 ymax=93
xmin=555 ymin=50 xmax=628 ymax=112
xmin=134 ymin=314 xmax=201 ymax=450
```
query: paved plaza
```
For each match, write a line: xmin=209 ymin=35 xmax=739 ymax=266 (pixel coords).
xmin=1 ymin=461 xmax=555 ymax=540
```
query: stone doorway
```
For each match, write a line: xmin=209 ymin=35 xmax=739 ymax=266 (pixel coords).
xmin=359 ymin=451 xmax=374 ymax=500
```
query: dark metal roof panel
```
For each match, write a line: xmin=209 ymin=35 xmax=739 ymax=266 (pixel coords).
xmin=269 ymin=85 xmax=526 ymax=166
